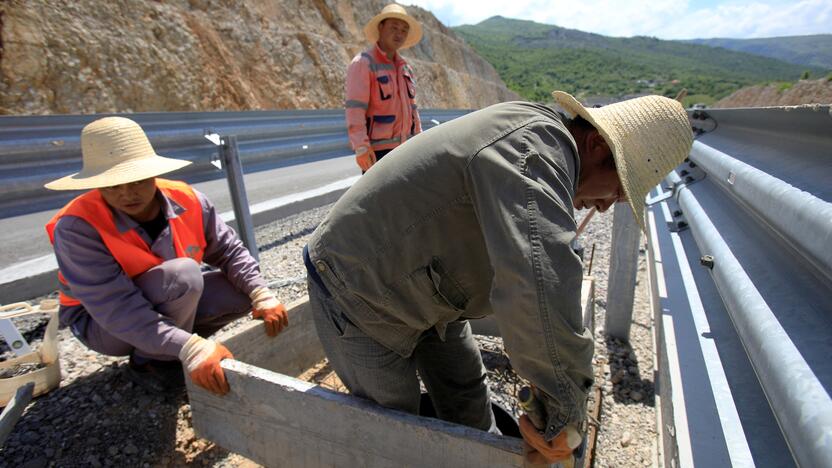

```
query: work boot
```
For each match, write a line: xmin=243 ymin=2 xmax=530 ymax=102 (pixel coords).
xmin=125 ymin=354 xmax=186 ymax=395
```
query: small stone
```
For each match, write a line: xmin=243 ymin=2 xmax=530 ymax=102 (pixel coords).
xmin=86 ymin=437 xmax=100 ymax=445
xmin=20 ymin=431 xmax=39 ymax=444
xmin=124 ymin=443 xmax=138 ymax=455
xmin=87 ymin=455 xmax=102 ymax=468
xmin=628 ymin=366 xmax=638 ymax=375
xmin=44 ymin=448 xmax=55 ymax=458
xmin=22 ymin=457 xmax=48 ymax=468
xmin=620 ymin=431 xmax=632 ymax=447
xmin=631 ymin=390 xmax=644 ymax=402
xmin=108 ymin=446 xmax=119 ymax=456
xmin=611 ymin=369 xmax=626 ymax=384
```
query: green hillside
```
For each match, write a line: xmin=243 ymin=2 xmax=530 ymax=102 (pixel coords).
xmin=453 ymin=16 xmax=823 ymax=105
xmin=686 ymin=35 xmax=832 ymax=70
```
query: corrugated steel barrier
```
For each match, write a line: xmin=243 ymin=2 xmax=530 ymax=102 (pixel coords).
xmin=0 ymin=109 xmax=468 ymax=219
xmin=645 ymin=105 xmax=832 ymax=467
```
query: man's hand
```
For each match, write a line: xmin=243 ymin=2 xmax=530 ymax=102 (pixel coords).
xmin=356 ymin=147 xmax=376 ymax=172
xmin=519 ymin=415 xmax=579 ymax=465
xmin=250 ymin=287 xmax=289 ymax=337
xmin=179 ymin=335 xmax=233 ymax=395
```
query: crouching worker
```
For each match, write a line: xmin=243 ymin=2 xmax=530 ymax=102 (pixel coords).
xmin=44 ymin=117 xmax=288 ymax=395
xmin=304 ymin=92 xmax=692 ymax=464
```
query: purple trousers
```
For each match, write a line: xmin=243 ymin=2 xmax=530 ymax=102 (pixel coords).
xmin=71 ymin=258 xmax=252 ymax=361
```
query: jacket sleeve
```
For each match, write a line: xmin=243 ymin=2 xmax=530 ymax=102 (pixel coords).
xmin=413 ymin=106 xmax=422 ymax=135
xmin=465 ymin=121 xmax=594 ymax=441
xmin=345 ymin=55 xmax=371 ymax=152
xmin=52 ymin=216 xmax=192 ymax=358
xmin=197 ymin=190 xmax=266 ymax=296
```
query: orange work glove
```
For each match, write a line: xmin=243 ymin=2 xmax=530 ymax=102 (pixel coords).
xmin=250 ymin=287 xmax=289 ymax=337
xmin=519 ymin=415 xmax=582 ymax=465
xmin=179 ymin=334 xmax=233 ymax=395
xmin=355 ymin=147 xmax=376 ymax=172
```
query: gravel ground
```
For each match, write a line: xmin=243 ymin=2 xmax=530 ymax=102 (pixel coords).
xmin=1 ymin=203 xmax=657 ymax=467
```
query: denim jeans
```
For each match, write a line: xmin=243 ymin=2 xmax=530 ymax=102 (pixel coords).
xmin=307 ymin=276 xmax=497 ymax=433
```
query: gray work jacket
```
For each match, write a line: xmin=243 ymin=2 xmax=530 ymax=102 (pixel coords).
xmin=307 ymin=101 xmax=594 ymax=437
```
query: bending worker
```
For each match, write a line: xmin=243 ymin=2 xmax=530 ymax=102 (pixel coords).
xmin=345 ymin=3 xmax=422 ymax=173
xmin=304 ymin=92 xmax=692 ymax=463
xmin=44 ymin=117 xmax=288 ymax=395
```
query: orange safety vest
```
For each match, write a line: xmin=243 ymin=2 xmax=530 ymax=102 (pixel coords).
xmin=45 ymin=179 xmax=206 ymax=307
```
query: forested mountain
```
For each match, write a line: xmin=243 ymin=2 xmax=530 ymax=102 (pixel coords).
xmin=686 ymin=35 xmax=832 ymax=70
xmin=454 ymin=16 xmax=824 ymax=105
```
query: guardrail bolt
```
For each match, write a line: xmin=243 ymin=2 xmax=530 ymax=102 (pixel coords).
xmin=700 ymin=255 xmax=715 ymax=269
xmin=677 ymin=221 xmax=688 ymax=229
xmin=673 ymin=210 xmax=682 ymax=217
xmin=688 ymin=161 xmax=697 ymax=168
xmin=680 ymin=169 xmax=689 ymax=176
xmin=685 ymin=176 xmax=694 ymax=183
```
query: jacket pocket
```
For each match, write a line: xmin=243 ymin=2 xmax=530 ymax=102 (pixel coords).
xmin=376 ymin=74 xmax=393 ymax=101
xmin=370 ymin=114 xmax=396 ymax=142
xmin=426 ymin=257 xmax=470 ymax=311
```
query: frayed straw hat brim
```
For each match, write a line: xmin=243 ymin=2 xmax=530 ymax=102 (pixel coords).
xmin=45 ymin=155 xmax=190 ymax=190
xmin=364 ymin=4 xmax=422 ymax=49
xmin=553 ymin=91 xmax=693 ymax=230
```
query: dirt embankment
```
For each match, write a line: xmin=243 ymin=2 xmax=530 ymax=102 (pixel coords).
xmin=714 ymin=78 xmax=832 ymax=108
xmin=0 ymin=0 xmax=519 ymax=115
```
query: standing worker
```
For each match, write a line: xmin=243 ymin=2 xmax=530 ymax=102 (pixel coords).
xmin=44 ymin=117 xmax=288 ymax=395
xmin=304 ymin=92 xmax=693 ymax=464
xmin=345 ymin=3 xmax=423 ymax=173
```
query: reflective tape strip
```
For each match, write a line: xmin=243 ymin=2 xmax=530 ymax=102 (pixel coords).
xmin=371 ymin=137 xmax=402 ymax=145
xmin=372 ymin=115 xmax=396 ymax=124
xmin=370 ymin=63 xmax=395 ymax=72
xmin=345 ymin=100 xmax=368 ymax=109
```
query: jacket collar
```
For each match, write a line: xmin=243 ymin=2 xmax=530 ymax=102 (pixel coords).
xmin=373 ymin=43 xmax=402 ymax=65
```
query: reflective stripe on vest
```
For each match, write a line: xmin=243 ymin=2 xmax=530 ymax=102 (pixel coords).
xmin=45 ymin=179 xmax=207 ymax=307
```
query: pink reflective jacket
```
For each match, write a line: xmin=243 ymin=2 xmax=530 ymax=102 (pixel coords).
xmin=345 ymin=44 xmax=422 ymax=153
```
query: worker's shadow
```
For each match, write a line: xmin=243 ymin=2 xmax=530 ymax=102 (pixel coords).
xmin=3 ymin=361 xmax=235 ymax=466
xmin=604 ymin=332 xmax=655 ymax=407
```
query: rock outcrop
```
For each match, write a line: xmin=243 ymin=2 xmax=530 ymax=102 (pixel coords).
xmin=713 ymin=78 xmax=832 ymax=108
xmin=0 ymin=0 xmax=519 ymax=115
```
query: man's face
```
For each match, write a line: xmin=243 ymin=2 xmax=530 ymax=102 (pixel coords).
xmin=573 ymin=133 xmax=624 ymax=212
xmin=99 ymin=177 xmax=159 ymax=222
xmin=377 ymin=18 xmax=410 ymax=52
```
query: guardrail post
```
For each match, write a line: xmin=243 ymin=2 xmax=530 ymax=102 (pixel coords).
xmin=220 ymin=135 xmax=259 ymax=262
xmin=605 ymin=202 xmax=641 ymax=342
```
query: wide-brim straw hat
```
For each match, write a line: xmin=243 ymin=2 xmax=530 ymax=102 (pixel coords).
xmin=553 ymin=91 xmax=693 ymax=230
xmin=364 ymin=3 xmax=423 ymax=50
xmin=45 ymin=117 xmax=191 ymax=191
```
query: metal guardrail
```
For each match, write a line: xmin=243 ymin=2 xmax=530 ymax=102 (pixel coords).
xmin=0 ymin=108 xmax=469 ymax=219
xmin=644 ymin=105 xmax=832 ymax=467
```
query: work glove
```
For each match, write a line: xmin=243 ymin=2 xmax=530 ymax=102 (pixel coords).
xmin=250 ymin=287 xmax=288 ymax=337
xmin=179 ymin=334 xmax=233 ymax=396
xmin=519 ymin=416 xmax=582 ymax=465
xmin=355 ymin=146 xmax=376 ymax=172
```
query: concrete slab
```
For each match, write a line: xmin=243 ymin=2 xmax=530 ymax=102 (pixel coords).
xmin=189 ymin=278 xmax=596 ymax=468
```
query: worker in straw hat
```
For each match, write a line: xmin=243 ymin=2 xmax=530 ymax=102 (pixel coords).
xmin=44 ymin=117 xmax=289 ymax=396
xmin=345 ymin=3 xmax=423 ymax=173
xmin=304 ymin=93 xmax=692 ymax=463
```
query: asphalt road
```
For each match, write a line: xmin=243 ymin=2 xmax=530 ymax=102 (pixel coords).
xmin=0 ymin=154 xmax=357 ymax=271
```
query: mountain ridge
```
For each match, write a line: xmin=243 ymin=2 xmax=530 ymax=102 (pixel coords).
xmin=454 ymin=16 xmax=825 ymax=104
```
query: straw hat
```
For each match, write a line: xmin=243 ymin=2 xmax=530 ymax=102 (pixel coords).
xmin=45 ymin=117 xmax=191 ymax=191
xmin=553 ymin=91 xmax=693 ymax=230
xmin=364 ymin=3 xmax=422 ymax=50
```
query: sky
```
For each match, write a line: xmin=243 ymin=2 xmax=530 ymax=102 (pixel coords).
xmin=404 ymin=0 xmax=832 ymax=39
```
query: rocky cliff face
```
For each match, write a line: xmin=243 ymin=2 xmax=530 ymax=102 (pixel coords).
xmin=0 ymin=0 xmax=519 ymax=115
xmin=713 ymin=78 xmax=832 ymax=108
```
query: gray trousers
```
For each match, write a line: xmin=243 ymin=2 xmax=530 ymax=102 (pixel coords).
xmin=308 ymin=277 xmax=497 ymax=432
xmin=78 ymin=258 xmax=251 ymax=361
